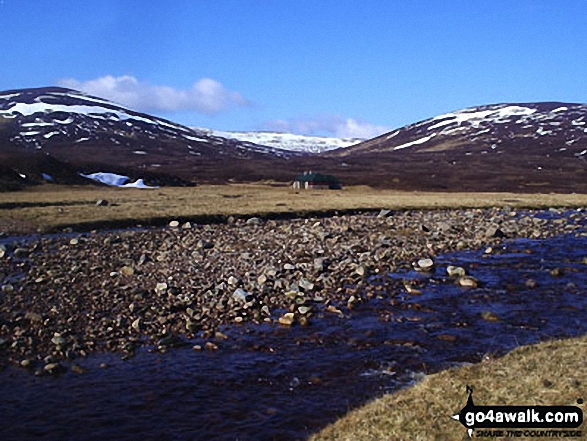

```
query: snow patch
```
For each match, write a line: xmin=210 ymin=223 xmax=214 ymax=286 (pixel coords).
xmin=428 ymin=105 xmax=537 ymax=130
xmin=81 ymin=172 xmax=158 ymax=188
xmin=393 ymin=133 xmax=436 ymax=151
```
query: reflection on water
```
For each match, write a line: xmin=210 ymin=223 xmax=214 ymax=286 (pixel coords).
xmin=1 ymin=233 xmax=586 ymax=441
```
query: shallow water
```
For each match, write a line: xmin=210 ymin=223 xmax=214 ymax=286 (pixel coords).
xmin=1 ymin=232 xmax=586 ymax=441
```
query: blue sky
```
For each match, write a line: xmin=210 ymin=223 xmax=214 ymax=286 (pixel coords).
xmin=2 ymin=0 xmax=587 ymax=137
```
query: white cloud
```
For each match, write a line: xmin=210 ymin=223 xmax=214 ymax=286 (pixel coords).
xmin=264 ymin=115 xmax=390 ymax=139
xmin=57 ymin=75 xmax=250 ymax=114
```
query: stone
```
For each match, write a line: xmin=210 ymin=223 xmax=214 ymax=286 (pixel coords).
xmin=119 ymin=266 xmax=134 ymax=276
xmin=182 ymin=222 xmax=192 ymax=229
xmin=246 ymin=217 xmax=261 ymax=226
xmin=326 ymin=305 xmax=343 ymax=316
xmin=232 ymin=288 xmax=249 ymax=303
xmin=44 ymin=362 xmax=65 ymax=374
xmin=95 ymin=199 xmax=109 ymax=207
xmin=485 ymin=226 xmax=505 ymax=238
xmin=71 ymin=364 xmax=87 ymax=374
xmin=283 ymin=263 xmax=295 ymax=270
xmin=227 ymin=276 xmax=239 ymax=286
xmin=131 ymin=318 xmax=141 ymax=331
xmin=355 ymin=264 xmax=369 ymax=277
xmin=297 ymin=306 xmax=311 ymax=315
xmin=550 ymin=268 xmax=563 ymax=277
xmin=14 ymin=247 xmax=29 ymax=257
xmin=417 ymin=258 xmax=434 ymax=271
xmin=404 ymin=284 xmax=422 ymax=295
xmin=205 ymin=342 xmax=218 ymax=351
xmin=458 ymin=276 xmax=479 ymax=288
xmin=169 ymin=220 xmax=180 ymax=228
xmin=1 ymin=284 xmax=14 ymax=293
xmin=525 ymin=279 xmax=538 ymax=288
xmin=446 ymin=265 xmax=466 ymax=277
xmin=377 ymin=209 xmax=391 ymax=218
xmin=278 ymin=312 xmax=295 ymax=326
xmin=0 ymin=249 xmax=5 ymax=259
xmin=481 ymin=311 xmax=500 ymax=322
xmin=25 ymin=311 xmax=43 ymax=323
xmin=299 ymin=278 xmax=314 ymax=291
xmin=51 ymin=334 xmax=66 ymax=346
xmin=69 ymin=238 xmax=79 ymax=245
xmin=155 ymin=282 xmax=168 ymax=294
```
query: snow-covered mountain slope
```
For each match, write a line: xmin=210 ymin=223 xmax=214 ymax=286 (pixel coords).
xmin=332 ymin=102 xmax=587 ymax=159
xmin=0 ymin=87 xmax=301 ymax=188
xmin=0 ymin=87 xmax=294 ymax=159
xmin=196 ymin=128 xmax=363 ymax=154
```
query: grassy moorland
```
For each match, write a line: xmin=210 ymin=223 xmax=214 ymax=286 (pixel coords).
xmin=1 ymin=183 xmax=587 ymax=233
xmin=311 ymin=335 xmax=587 ymax=441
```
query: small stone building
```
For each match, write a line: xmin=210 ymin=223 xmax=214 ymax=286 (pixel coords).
xmin=292 ymin=171 xmax=341 ymax=190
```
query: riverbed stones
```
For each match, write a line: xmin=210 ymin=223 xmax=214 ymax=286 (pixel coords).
xmin=0 ymin=207 xmax=583 ymax=369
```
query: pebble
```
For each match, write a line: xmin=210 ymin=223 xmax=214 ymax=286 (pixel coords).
xmin=44 ymin=362 xmax=64 ymax=374
xmin=119 ymin=266 xmax=134 ymax=276
xmin=446 ymin=265 xmax=466 ymax=277
xmin=14 ymin=247 xmax=29 ymax=257
xmin=525 ymin=279 xmax=538 ymax=288
xmin=458 ymin=276 xmax=479 ymax=288
xmin=169 ymin=220 xmax=180 ymax=228
xmin=481 ymin=311 xmax=500 ymax=322
xmin=278 ymin=312 xmax=295 ymax=326
xmin=416 ymin=258 xmax=434 ymax=271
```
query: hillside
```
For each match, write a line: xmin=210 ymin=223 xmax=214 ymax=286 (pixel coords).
xmin=0 ymin=87 xmax=297 ymax=189
xmin=1 ymin=88 xmax=586 ymax=192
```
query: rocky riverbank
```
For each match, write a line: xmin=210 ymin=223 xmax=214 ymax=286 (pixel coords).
xmin=0 ymin=207 xmax=585 ymax=374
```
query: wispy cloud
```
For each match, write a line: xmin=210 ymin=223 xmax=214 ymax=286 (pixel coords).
xmin=264 ymin=115 xmax=390 ymax=139
xmin=57 ymin=75 xmax=250 ymax=114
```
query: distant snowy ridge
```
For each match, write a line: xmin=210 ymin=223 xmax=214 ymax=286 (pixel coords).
xmin=194 ymin=128 xmax=364 ymax=153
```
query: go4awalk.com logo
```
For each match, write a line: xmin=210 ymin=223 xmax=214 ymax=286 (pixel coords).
xmin=451 ymin=386 xmax=584 ymax=438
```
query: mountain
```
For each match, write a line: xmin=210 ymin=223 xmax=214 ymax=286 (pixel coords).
xmin=195 ymin=128 xmax=363 ymax=154
xmin=0 ymin=87 xmax=296 ymax=189
xmin=314 ymin=102 xmax=587 ymax=192
xmin=1 ymin=89 xmax=586 ymax=192
xmin=330 ymin=102 xmax=587 ymax=157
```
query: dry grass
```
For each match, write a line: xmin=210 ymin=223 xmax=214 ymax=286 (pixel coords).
xmin=1 ymin=183 xmax=586 ymax=233
xmin=311 ymin=336 xmax=587 ymax=441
